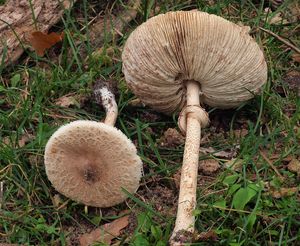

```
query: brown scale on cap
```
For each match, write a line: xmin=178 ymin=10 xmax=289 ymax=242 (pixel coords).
xmin=45 ymin=120 xmax=142 ymax=207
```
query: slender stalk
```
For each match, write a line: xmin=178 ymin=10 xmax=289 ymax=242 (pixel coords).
xmin=93 ymin=80 xmax=118 ymax=126
xmin=170 ymin=80 xmax=208 ymax=245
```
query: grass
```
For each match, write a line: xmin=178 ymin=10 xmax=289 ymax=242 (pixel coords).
xmin=0 ymin=0 xmax=299 ymax=245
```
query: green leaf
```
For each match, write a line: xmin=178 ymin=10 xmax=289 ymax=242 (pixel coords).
xmin=46 ymin=226 xmax=57 ymax=234
xmin=156 ymin=241 xmax=165 ymax=246
xmin=91 ymin=216 xmax=101 ymax=226
xmin=137 ymin=212 xmax=152 ymax=233
xmin=192 ymin=209 xmax=201 ymax=216
xmin=229 ymin=241 xmax=245 ymax=246
xmin=246 ymin=213 xmax=257 ymax=231
xmin=232 ymin=185 xmax=258 ymax=210
xmin=151 ymin=225 xmax=162 ymax=240
xmin=133 ymin=234 xmax=150 ymax=246
xmin=11 ymin=73 xmax=21 ymax=87
xmin=228 ymin=183 xmax=241 ymax=196
xmin=223 ymin=174 xmax=239 ymax=186
xmin=214 ymin=199 xmax=226 ymax=208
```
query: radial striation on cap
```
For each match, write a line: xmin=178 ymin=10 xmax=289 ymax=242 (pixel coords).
xmin=44 ymin=120 xmax=143 ymax=207
xmin=122 ymin=11 xmax=267 ymax=114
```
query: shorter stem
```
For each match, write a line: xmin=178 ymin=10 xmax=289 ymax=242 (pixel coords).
xmin=93 ymin=80 xmax=118 ymax=126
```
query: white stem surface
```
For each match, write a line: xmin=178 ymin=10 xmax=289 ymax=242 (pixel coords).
xmin=170 ymin=81 xmax=208 ymax=245
xmin=94 ymin=86 xmax=118 ymax=126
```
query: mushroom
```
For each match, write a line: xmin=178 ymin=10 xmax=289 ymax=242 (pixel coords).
xmin=44 ymin=80 xmax=142 ymax=207
xmin=122 ymin=11 xmax=267 ymax=244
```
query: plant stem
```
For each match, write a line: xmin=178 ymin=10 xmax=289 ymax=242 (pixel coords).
xmin=170 ymin=80 xmax=208 ymax=245
xmin=93 ymin=80 xmax=118 ymax=126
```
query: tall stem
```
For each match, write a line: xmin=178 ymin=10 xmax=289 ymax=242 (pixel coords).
xmin=93 ymin=80 xmax=118 ymax=126
xmin=170 ymin=80 xmax=208 ymax=245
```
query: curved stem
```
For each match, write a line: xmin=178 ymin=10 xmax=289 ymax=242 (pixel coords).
xmin=93 ymin=81 xmax=118 ymax=126
xmin=170 ymin=81 xmax=207 ymax=245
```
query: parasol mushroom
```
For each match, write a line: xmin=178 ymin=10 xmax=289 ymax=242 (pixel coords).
xmin=122 ymin=11 xmax=267 ymax=244
xmin=44 ymin=80 xmax=142 ymax=207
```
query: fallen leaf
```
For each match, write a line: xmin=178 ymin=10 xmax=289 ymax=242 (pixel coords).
xmin=292 ymin=53 xmax=300 ymax=63
xmin=199 ymin=159 xmax=220 ymax=175
xmin=18 ymin=133 xmax=34 ymax=147
xmin=225 ymin=158 xmax=244 ymax=171
xmin=195 ymin=230 xmax=218 ymax=242
xmin=28 ymin=31 xmax=64 ymax=56
xmin=287 ymin=158 xmax=300 ymax=175
xmin=267 ymin=11 xmax=288 ymax=25
xmin=79 ymin=215 xmax=129 ymax=246
xmin=55 ymin=93 xmax=81 ymax=108
xmin=159 ymin=128 xmax=185 ymax=147
xmin=270 ymin=187 xmax=298 ymax=199
xmin=200 ymin=146 xmax=238 ymax=159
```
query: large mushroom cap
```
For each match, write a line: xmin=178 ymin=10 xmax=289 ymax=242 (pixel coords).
xmin=44 ymin=120 xmax=142 ymax=207
xmin=122 ymin=11 xmax=267 ymax=114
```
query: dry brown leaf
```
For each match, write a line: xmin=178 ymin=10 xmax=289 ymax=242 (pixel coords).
xmin=199 ymin=159 xmax=220 ymax=175
xmin=79 ymin=215 xmax=129 ymax=246
xmin=54 ymin=93 xmax=85 ymax=108
xmin=270 ymin=187 xmax=298 ymax=199
xmin=18 ymin=133 xmax=34 ymax=147
xmin=28 ymin=31 xmax=64 ymax=56
xmin=159 ymin=128 xmax=185 ymax=147
xmin=291 ymin=53 xmax=300 ymax=63
xmin=268 ymin=12 xmax=287 ymax=25
xmin=287 ymin=158 xmax=300 ymax=175
xmin=200 ymin=147 xmax=238 ymax=159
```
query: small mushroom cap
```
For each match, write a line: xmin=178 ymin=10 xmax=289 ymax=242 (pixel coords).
xmin=44 ymin=120 xmax=142 ymax=207
xmin=122 ymin=11 xmax=267 ymax=114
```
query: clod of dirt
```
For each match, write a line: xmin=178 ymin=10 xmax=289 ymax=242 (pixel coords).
xmin=139 ymin=110 xmax=162 ymax=123
xmin=287 ymin=158 xmax=300 ymax=175
xmin=159 ymin=128 xmax=185 ymax=147
xmin=199 ymin=159 xmax=220 ymax=175
xmin=233 ymin=129 xmax=249 ymax=138
xmin=195 ymin=230 xmax=218 ymax=242
xmin=269 ymin=187 xmax=298 ymax=199
xmin=137 ymin=182 xmax=177 ymax=217
xmin=173 ymin=170 xmax=181 ymax=189
xmin=283 ymin=70 xmax=300 ymax=96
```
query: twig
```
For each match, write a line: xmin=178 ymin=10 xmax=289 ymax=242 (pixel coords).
xmin=260 ymin=150 xmax=285 ymax=182
xmin=259 ymin=27 xmax=300 ymax=54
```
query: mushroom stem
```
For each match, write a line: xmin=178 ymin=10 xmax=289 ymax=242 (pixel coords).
xmin=170 ymin=80 xmax=209 ymax=244
xmin=94 ymin=81 xmax=118 ymax=126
